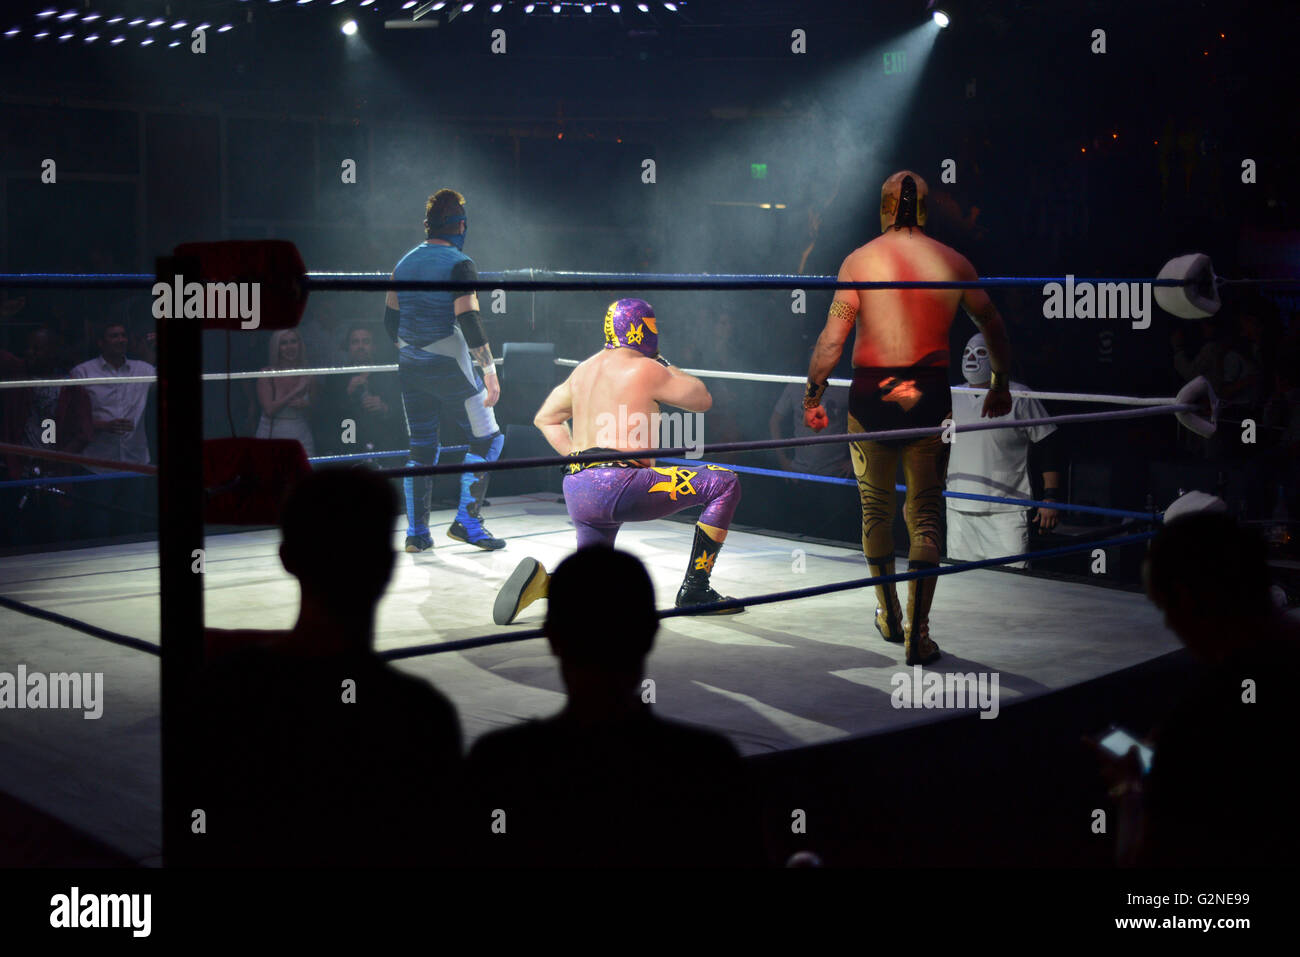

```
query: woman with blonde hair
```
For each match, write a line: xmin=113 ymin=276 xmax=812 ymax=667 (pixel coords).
xmin=255 ymin=328 xmax=317 ymax=455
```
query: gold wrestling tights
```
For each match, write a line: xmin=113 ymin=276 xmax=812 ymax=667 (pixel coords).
xmin=848 ymin=413 xmax=948 ymax=642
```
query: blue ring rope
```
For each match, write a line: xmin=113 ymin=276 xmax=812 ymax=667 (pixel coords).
xmin=0 ymin=269 xmax=1259 ymax=292
xmin=654 ymin=457 xmax=1160 ymax=521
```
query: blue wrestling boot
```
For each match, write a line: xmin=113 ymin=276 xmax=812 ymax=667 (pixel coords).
xmin=405 ymin=533 xmax=433 ymax=553
xmin=448 ymin=504 xmax=505 ymax=550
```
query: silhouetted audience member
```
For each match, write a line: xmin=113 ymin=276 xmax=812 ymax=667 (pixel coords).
xmin=197 ymin=468 xmax=461 ymax=866
xmin=1119 ymin=513 xmax=1300 ymax=866
xmin=323 ymin=324 xmax=406 ymax=456
xmin=467 ymin=546 xmax=764 ymax=867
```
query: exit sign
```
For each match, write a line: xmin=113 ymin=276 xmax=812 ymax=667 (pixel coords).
xmin=751 ymin=163 xmax=767 ymax=179
xmin=884 ymin=51 xmax=907 ymax=74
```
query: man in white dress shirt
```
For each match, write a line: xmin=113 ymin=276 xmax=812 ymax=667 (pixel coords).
xmin=69 ymin=322 xmax=155 ymax=535
xmin=946 ymin=333 xmax=1062 ymax=568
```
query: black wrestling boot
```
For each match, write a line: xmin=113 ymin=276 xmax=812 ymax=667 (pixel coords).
xmin=867 ymin=554 xmax=904 ymax=644
xmin=675 ymin=525 xmax=744 ymax=614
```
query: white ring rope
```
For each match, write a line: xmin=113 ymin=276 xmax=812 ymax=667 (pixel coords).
xmin=553 ymin=358 xmax=1177 ymax=407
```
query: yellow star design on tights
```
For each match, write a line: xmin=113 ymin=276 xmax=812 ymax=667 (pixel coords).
xmin=648 ymin=466 xmax=697 ymax=501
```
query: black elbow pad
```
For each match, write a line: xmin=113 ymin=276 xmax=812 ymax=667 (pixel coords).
xmin=457 ymin=309 xmax=487 ymax=349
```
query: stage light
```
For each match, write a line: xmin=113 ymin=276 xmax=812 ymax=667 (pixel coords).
xmin=169 ymin=39 xmax=180 ymax=47
xmin=342 ymin=19 xmax=358 ymax=35
xmin=141 ymin=37 xmax=153 ymax=45
xmin=4 ymin=27 xmax=19 ymax=38
xmin=148 ymin=19 xmax=164 ymax=28
xmin=128 ymin=18 xmax=144 ymax=26
xmin=636 ymin=3 xmax=649 ymax=12
xmin=57 ymin=11 xmax=78 ymax=22
xmin=84 ymin=33 xmax=99 ymax=42
xmin=610 ymin=3 xmax=621 ymax=11
xmin=491 ymin=3 xmax=504 ymax=11
xmin=58 ymin=31 xmax=73 ymax=41
xmin=584 ymin=3 xmax=592 ymax=10
xmin=524 ymin=3 xmax=535 ymax=11
xmin=218 ymin=24 xmax=234 ymax=32
xmin=402 ymin=1 xmax=416 ymax=8
xmin=35 ymin=30 xmax=50 ymax=39
xmin=197 ymin=23 xmax=211 ymax=31
xmin=361 ymin=0 xmax=375 ymax=6
xmin=331 ymin=0 xmax=347 ymax=5
xmin=81 ymin=12 xmax=100 ymax=21
xmin=664 ymin=2 xmax=677 ymax=10
xmin=462 ymin=2 xmax=475 ymax=11
xmin=110 ymin=35 xmax=124 ymax=44
xmin=170 ymin=21 xmax=188 ymax=30
xmin=932 ymin=10 xmax=950 ymax=28
xmin=432 ymin=2 xmax=447 ymax=10
xmin=552 ymin=3 xmax=560 ymax=12
xmin=107 ymin=16 xmax=123 ymax=24
xmin=36 ymin=9 xmax=57 ymax=19
xmin=298 ymin=0 xmax=316 ymax=5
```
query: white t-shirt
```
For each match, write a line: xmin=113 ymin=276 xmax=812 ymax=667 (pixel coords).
xmin=69 ymin=356 xmax=155 ymax=471
xmin=947 ymin=381 xmax=1055 ymax=514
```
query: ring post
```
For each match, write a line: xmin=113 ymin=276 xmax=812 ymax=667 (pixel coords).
xmin=156 ymin=253 xmax=205 ymax=867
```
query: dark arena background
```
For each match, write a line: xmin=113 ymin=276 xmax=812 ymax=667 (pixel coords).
xmin=1 ymin=0 xmax=1297 ymax=938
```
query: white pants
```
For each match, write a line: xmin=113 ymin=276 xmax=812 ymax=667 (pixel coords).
xmin=946 ymin=507 xmax=1029 ymax=569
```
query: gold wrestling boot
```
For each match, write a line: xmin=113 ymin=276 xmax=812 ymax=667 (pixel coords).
xmin=867 ymin=555 xmax=905 ymax=644
xmin=904 ymin=562 xmax=942 ymax=666
xmin=493 ymin=557 xmax=550 ymax=625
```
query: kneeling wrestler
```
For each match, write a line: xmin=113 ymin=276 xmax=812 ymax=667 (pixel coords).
xmin=493 ymin=299 xmax=742 ymax=625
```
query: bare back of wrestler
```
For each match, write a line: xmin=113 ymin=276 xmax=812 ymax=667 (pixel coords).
xmin=803 ymin=175 xmax=1012 ymax=666
xmin=539 ymin=347 xmax=710 ymax=463
xmin=490 ymin=332 xmax=744 ymax=626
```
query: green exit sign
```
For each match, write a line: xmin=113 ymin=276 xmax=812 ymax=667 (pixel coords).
xmin=884 ymin=51 xmax=907 ymax=74
xmin=751 ymin=163 xmax=767 ymax=179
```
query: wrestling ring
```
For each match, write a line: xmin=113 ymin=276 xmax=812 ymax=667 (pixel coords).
xmin=0 ymin=247 xmax=1277 ymax=865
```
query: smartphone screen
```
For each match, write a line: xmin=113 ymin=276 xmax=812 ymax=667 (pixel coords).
xmin=1099 ymin=727 xmax=1154 ymax=774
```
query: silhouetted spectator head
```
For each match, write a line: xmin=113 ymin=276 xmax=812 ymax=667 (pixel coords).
xmin=268 ymin=329 xmax=305 ymax=369
xmin=1144 ymin=513 xmax=1274 ymax=661
xmin=786 ymin=850 xmax=824 ymax=868
xmin=131 ymin=325 xmax=157 ymax=365
xmin=345 ymin=325 xmax=375 ymax=364
xmin=279 ymin=469 xmax=397 ymax=625
xmin=96 ymin=322 xmax=128 ymax=363
xmin=25 ymin=327 xmax=55 ymax=374
xmin=545 ymin=546 xmax=657 ymax=674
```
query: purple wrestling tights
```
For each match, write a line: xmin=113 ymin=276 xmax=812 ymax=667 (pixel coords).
xmin=562 ymin=463 xmax=741 ymax=548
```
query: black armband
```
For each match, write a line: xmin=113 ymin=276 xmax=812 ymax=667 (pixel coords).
xmin=449 ymin=259 xmax=487 ymax=347
xmin=456 ymin=309 xmax=488 ymax=349
xmin=1031 ymin=428 xmax=1064 ymax=475
xmin=384 ymin=306 xmax=400 ymax=344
